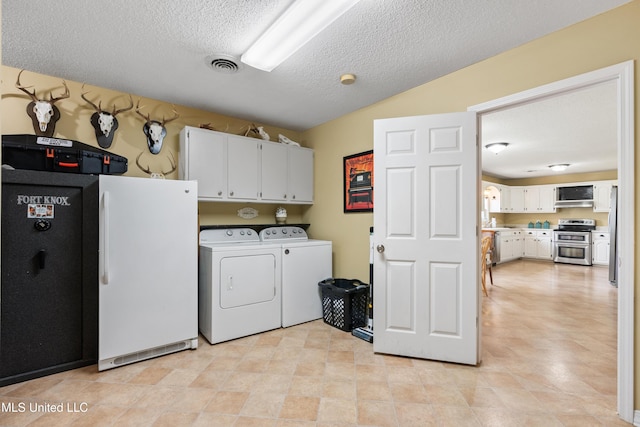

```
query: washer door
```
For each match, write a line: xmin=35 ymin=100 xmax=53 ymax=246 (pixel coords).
xmin=219 ymin=254 xmax=277 ymax=308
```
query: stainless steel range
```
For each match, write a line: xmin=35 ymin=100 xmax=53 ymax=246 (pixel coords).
xmin=553 ymin=219 xmax=596 ymax=266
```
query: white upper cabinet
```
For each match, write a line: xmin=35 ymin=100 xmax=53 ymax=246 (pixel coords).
xmin=180 ymin=126 xmax=314 ymax=204
xmin=593 ymin=182 xmax=613 ymax=212
xmin=227 ymin=135 xmax=259 ymax=201
xmin=509 ymin=187 xmax=525 ymax=212
xmin=260 ymin=141 xmax=289 ymax=202
xmin=179 ymin=127 xmax=226 ymax=200
xmin=482 ymin=181 xmax=616 ymax=213
xmin=260 ymin=141 xmax=313 ymax=203
xmin=288 ymin=146 xmax=314 ymax=203
xmin=524 ymin=185 xmax=556 ymax=213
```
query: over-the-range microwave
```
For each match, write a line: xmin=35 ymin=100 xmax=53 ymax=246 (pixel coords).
xmin=554 ymin=184 xmax=594 ymax=208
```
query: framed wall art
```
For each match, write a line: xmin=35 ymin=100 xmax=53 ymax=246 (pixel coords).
xmin=343 ymin=150 xmax=373 ymax=213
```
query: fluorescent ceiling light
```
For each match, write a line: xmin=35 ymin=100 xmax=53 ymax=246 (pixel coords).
xmin=241 ymin=0 xmax=361 ymax=72
xmin=485 ymin=142 xmax=509 ymax=154
xmin=549 ymin=164 xmax=570 ymax=172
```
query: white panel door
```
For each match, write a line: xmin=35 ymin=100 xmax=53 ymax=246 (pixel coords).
xmin=373 ymin=112 xmax=479 ymax=365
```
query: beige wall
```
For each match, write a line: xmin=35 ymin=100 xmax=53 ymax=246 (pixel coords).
xmin=301 ymin=0 xmax=640 ymax=406
xmin=0 ymin=66 xmax=306 ymax=226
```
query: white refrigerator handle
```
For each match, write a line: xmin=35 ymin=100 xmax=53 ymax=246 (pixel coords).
xmin=102 ymin=191 xmax=110 ymax=284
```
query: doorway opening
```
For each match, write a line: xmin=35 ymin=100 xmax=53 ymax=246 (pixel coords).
xmin=469 ymin=61 xmax=635 ymax=423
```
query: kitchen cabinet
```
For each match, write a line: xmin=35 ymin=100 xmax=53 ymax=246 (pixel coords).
xmin=507 ymin=187 xmax=525 ymax=212
xmin=180 ymin=126 xmax=313 ymax=204
xmin=523 ymin=229 xmax=553 ymax=260
xmin=593 ymin=182 xmax=613 ymax=212
xmin=524 ymin=185 xmax=556 ymax=213
xmin=496 ymin=230 xmax=523 ymax=263
xmin=592 ymin=231 xmax=610 ymax=265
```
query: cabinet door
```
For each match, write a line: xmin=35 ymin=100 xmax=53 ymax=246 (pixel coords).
xmin=524 ymin=187 xmax=540 ymax=212
xmin=538 ymin=186 xmax=557 ymax=212
xmin=509 ymin=187 xmax=525 ymax=212
xmin=512 ymin=232 xmax=523 ymax=258
xmin=227 ymin=135 xmax=259 ymax=200
xmin=538 ymin=237 xmax=553 ymax=260
xmin=593 ymin=183 xmax=612 ymax=212
xmin=179 ymin=127 xmax=226 ymax=200
xmin=592 ymin=232 xmax=610 ymax=265
xmin=288 ymin=146 xmax=314 ymax=203
xmin=260 ymin=142 xmax=289 ymax=202
xmin=499 ymin=186 xmax=511 ymax=213
xmin=523 ymin=231 xmax=537 ymax=257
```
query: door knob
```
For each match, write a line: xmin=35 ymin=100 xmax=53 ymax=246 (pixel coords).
xmin=376 ymin=244 xmax=385 ymax=253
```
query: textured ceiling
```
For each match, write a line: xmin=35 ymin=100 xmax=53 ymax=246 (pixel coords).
xmin=1 ymin=0 xmax=629 ymax=179
xmin=2 ymin=0 xmax=629 ymax=133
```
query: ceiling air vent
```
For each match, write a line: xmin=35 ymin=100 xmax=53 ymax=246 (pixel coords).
xmin=206 ymin=54 xmax=241 ymax=74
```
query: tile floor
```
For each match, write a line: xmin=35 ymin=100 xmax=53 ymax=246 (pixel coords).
xmin=0 ymin=260 xmax=631 ymax=426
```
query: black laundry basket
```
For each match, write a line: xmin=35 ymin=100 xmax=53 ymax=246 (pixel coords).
xmin=318 ymin=278 xmax=369 ymax=332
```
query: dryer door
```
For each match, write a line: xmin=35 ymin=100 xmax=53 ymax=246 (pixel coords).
xmin=219 ymin=254 xmax=277 ymax=308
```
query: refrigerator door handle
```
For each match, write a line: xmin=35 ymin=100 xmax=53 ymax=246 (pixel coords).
xmin=102 ymin=191 xmax=110 ymax=284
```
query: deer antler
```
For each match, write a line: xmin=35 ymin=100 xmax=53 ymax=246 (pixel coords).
xmin=81 ymin=84 xmax=102 ymax=112
xmin=15 ymin=69 xmax=39 ymax=102
xmin=84 ymin=86 xmax=133 ymax=117
xmin=48 ymin=80 xmax=70 ymax=104
xmin=163 ymin=152 xmax=177 ymax=175
xmin=135 ymin=99 xmax=151 ymax=123
xmin=112 ymin=95 xmax=134 ymax=116
xmin=16 ymin=69 xmax=69 ymax=104
xmin=135 ymin=152 xmax=177 ymax=176
xmin=161 ymin=106 xmax=180 ymax=126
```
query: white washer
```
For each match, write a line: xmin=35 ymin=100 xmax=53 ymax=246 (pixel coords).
xmin=199 ymin=228 xmax=281 ymax=344
xmin=260 ymin=227 xmax=332 ymax=327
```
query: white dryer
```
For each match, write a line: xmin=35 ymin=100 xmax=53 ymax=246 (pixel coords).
xmin=260 ymin=227 xmax=332 ymax=327
xmin=199 ymin=228 xmax=281 ymax=344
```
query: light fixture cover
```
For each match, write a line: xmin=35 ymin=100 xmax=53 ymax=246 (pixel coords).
xmin=485 ymin=142 xmax=509 ymax=153
xmin=241 ymin=0 xmax=361 ymax=72
xmin=549 ymin=164 xmax=570 ymax=172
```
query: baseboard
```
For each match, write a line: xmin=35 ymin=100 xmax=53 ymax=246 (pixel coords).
xmin=633 ymin=409 xmax=640 ymax=426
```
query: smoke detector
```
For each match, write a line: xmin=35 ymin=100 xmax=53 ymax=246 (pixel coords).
xmin=206 ymin=54 xmax=242 ymax=74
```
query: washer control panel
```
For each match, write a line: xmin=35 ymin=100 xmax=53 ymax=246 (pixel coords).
xmin=260 ymin=227 xmax=308 ymax=241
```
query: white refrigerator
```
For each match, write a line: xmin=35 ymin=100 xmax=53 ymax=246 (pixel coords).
xmin=98 ymin=175 xmax=199 ymax=371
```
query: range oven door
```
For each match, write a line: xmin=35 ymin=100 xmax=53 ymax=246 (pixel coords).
xmin=553 ymin=232 xmax=592 ymax=265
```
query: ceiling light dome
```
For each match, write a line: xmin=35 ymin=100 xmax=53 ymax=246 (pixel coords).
xmin=549 ymin=164 xmax=570 ymax=172
xmin=485 ymin=142 xmax=509 ymax=153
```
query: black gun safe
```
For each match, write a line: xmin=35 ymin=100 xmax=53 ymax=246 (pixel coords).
xmin=1 ymin=169 xmax=98 ymax=386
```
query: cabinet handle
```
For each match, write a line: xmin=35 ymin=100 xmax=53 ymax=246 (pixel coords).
xmin=284 ymin=194 xmax=287 ymax=199
xmin=230 ymin=191 xmax=234 ymax=196
xmin=218 ymin=191 xmax=222 ymax=196
xmin=292 ymin=195 xmax=296 ymax=200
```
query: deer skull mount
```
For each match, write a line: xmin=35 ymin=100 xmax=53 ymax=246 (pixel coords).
xmin=81 ymin=86 xmax=133 ymax=148
xmin=135 ymin=100 xmax=180 ymax=155
xmin=15 ymin=70 xmax=70 ymax=137
xmin=135 ymin=151 xmax=177 ymax=179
